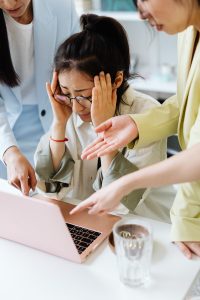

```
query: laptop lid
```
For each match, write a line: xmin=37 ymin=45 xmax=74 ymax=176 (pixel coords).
xmin=0 ymin=191 xmax=120 ymax=262
xmin=0 ymin=191 xmax=81 ymax=262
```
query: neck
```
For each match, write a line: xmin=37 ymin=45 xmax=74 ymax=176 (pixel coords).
xmin=13 ymin=2 xmax=33 ymax=24
xmin=191 ymin=6 xmax=200 ymax=32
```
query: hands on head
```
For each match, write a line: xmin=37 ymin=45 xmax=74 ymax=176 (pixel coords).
xmin=91 ymin=72 xmax=118 ymax=127
xmin=46 ymin=71 xmax=72 ymax=126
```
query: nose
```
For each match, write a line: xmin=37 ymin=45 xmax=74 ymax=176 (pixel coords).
xmin=72 ymin=99 xmax=84 ymax=114
xmin=137 ymin=0 xmax=149 ymax=20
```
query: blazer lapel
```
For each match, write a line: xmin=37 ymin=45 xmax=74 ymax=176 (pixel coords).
xmin=178 ymin=27 xmax=200 ymax=126
xmin=33 ymin=0 xmax=57 ymax=105
xmin=11 ymin=85 xmax=21 ymax=102
xmin=178 ymin=27 xmax=200 ymax=149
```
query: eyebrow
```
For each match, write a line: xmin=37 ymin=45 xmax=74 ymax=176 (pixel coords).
xmin=60 ymin=84 xmax=93 ymax=92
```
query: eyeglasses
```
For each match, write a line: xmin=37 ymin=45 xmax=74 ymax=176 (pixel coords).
xmin=55 ymin=94 xmax=92 ymax=109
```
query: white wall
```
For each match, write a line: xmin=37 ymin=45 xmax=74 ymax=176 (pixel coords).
xmin=120 ymin=19 xmax=177 ymax=78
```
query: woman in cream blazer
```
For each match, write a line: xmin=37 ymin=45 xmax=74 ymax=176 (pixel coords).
xmin=71 ymin=0 xmax=200 ymax=258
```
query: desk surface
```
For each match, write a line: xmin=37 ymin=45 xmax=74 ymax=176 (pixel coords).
xmin=0 ymin=179 xmax=199 ymax=300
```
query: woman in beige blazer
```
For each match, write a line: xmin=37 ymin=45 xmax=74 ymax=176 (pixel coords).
xmin=35 ymin=14 xmax=175 ymax=222
xmin=71 ymin=0 xmax=200 ymax=258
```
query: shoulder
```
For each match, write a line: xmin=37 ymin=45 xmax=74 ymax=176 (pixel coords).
xmin=33 ymin=0 xmax=75 ymax=18
xmin=178 ymin=26 xmax=195 ymax=51
xmin=120 ymin=85 xmax=160 ymax=115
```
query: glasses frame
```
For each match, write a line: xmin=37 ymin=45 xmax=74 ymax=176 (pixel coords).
xmin=54 ymin=83 xmax=92 ymax=108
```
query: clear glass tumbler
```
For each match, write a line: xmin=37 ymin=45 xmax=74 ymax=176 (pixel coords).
xmin=113 ymin=217 xmax=152 ymax=287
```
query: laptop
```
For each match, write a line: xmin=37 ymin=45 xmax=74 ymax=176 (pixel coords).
xmin=0 ymin=191 xmax=120 ymax=263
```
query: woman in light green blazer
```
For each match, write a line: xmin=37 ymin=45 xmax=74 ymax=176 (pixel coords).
xmin=71 ymin=0 xmax=200 ymax=258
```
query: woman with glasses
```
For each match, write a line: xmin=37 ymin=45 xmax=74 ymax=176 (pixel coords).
xmin=35 ymin=13 xmax=175 ymax=221
xmin=0 ymin=0 xmax=79 ymax=195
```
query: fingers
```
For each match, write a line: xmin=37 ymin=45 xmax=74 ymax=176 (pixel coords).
xmin=81 ymin=136 xmax=117 ymax=160
xmin=51 ymin=71 xmax=58 ymax=94
xmin=95 ymin=119 xmax=113 ymax=133
xmin=175 ymin=242 xmax=192 ymax=259
xmin=10 ymin=179 xmax=21 ymax=191
xmin=97 ymin=144 xmax=118 ymax=157
xmin=70 ymin=198 xmax=96 ymax=215
xmin=46 ymin=82 xmax=53 ymax=102
xmin=81 ymin=140 xmax=106 ymax=160
xmin=28 ymin=167 xmax=37 ymax=191
xmin=105 ymin=73 xmax=112 ymax=103
xmin=8 ymin=172 xmax=30 ymax=195
xmin=92 ymin=86 xmax=98 ymax=104
xmin=94 ymin=75 xmax=101 ymax=96
xmin=81 ymin=136 xmax=104 ymax=159
xmin=185 ymin=242 xmax=200 ymax=257
xmin=99 ymin=72 xmax=107 ymax=101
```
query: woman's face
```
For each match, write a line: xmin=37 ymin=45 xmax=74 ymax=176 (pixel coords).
xmin=0 ymin=0 xmax=32 ymax=23
xmin=58 ymin=69 xmax=94 ymax=123
xmin=137 ymin=0 xmax=199 ymax=34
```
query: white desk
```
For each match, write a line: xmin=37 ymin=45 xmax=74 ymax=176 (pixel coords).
xmin=0 ymin=179 xmax=199 ymax=300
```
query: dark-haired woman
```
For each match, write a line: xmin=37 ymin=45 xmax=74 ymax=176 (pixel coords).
xmin=35 ymin=14 xmax=175 ymax=222
xmin=72 ymin=0 xmax=200 ymax=258
xmin=0 ymin=0 xmax=79 ymax=194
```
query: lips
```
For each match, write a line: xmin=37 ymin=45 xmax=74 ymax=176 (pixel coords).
xmin=5 ymin=6 xmax=22 ymax=14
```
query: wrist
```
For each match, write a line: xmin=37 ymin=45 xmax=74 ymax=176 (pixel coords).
xmin=52 ymin=121 xmax=67 ymax=129
xmin=51 ymin=122 xmax=66 ymax=140
xmin=3 ymin=146 xmax=20 ymax=165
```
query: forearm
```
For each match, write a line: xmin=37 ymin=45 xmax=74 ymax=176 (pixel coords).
xmin=3 ymin=145 xmax=20 ymax=164
xmin=100 ymin=150 xmax=118 ymax=175
xmin=0 ymin=101 xmax=18 ymax=161
xmin=50 ymin=122 xmax=67 ymax=171
xmin=119 ymin=144 xmax=200 ymax=197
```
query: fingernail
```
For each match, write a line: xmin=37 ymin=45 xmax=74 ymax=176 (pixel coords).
xmin=100 ymin=71 xmax=104 ymax=76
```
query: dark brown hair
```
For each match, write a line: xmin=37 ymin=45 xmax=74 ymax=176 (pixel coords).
xmin=0 ymin=9 xmax=20 ymax=87
xmin=54 ymin=14 xmax=133 ymax=113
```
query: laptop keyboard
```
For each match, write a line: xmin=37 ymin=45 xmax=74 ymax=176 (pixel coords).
xmin=66 ymin=223 xmax=101 ymax=254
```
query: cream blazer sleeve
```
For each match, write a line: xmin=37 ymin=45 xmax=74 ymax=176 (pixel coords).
xmin=128 ymin=95 xmax=179 ymax=149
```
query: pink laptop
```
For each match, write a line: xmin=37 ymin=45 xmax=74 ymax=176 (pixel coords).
xmin=0 ymin=191 xmax=120 ymax=263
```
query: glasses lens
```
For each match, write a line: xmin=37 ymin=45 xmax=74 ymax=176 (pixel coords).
xmin=55 ymin=95 xmax=72 ymax=106
xmin=76 ymin=96 xmax=92 ymax=108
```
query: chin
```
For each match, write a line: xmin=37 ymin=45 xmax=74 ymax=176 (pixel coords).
xmin=163 ymin=25 xmax=183 ymax=35
xmin=79 ymin=114 xmax=91 ymax=122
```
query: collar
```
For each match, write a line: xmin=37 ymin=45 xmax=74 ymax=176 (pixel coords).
xmin=74 ymin=113 xmax=94 ymax=129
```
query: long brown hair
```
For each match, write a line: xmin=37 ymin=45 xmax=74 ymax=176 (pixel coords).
xmin=0 ymin=9 xmax=20 ymax=87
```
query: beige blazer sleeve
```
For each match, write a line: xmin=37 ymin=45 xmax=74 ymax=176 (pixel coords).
xmin=34 ymin=133 xmax=75 ymax=199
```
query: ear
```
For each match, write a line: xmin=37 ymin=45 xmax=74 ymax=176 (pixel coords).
xmin=113 ymin=71 xmax=124 ymax=89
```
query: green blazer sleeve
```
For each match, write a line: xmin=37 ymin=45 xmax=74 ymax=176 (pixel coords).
xmin=128 ymin=95 xmax=179 ymax=149
xmin=34 ymin=133 xmax=74 ymax=194
xmin=93 ymin=152 xmax=145 ymax=212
